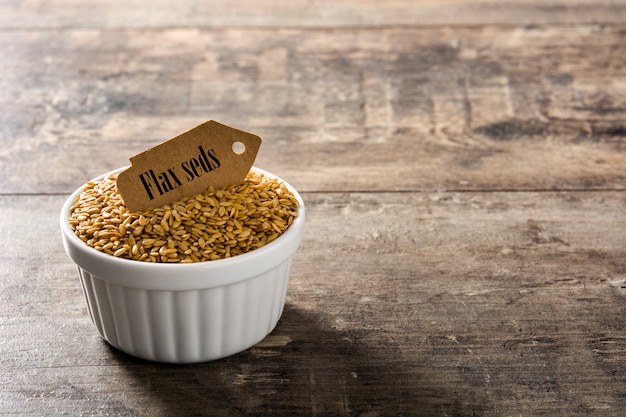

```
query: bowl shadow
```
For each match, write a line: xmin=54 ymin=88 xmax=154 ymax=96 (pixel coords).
xmin=110 ymin=304 xmax=473 ymax=416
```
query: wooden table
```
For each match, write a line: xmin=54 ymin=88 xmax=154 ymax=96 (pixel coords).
xmin=2 ymin=1 xmax=626 ymax=415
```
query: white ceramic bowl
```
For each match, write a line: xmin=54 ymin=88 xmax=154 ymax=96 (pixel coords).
xmin=60 ymin=167 xmax=305 ymax=364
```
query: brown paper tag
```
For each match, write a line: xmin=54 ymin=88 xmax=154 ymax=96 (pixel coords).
xmin=116 ymin=120 xmax=261 ymax=212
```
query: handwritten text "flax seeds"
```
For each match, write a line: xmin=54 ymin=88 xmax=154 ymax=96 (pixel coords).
xmin=138 ymin=146 xmax=220 ymax=200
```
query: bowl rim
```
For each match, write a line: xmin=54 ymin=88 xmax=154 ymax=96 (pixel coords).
xmin=60 ymin=166 xmax=305 ymax=290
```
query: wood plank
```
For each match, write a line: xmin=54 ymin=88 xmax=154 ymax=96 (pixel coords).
xmin=1 ymin=25 xmax=625 ymax=194
xmin=2 ymin=191 xmax=625 ymax=415
xmin=3 ymin=2 xmax=625 ymax=416
xmin=1 ymin=0 xmax=626 ymax=28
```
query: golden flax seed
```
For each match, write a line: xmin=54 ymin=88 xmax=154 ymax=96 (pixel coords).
xmin=69 ymin=171 xmax=298 ymax=263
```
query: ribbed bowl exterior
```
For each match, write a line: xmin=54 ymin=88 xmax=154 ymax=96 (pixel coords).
xmin=61 ymin=167 xmax=304 ymax=364
xmin=77 ymin=259 xmax=291 ymax=363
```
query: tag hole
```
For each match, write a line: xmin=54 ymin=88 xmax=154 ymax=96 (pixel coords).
xmin=232 ymin=141 xmax=246 ymax=155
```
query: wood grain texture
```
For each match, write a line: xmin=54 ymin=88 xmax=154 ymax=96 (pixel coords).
xmin=1 ymin=25 xmax=625 ymax=194
xmin=2 ymin=191 xmax=626 ymax=416
xmin=2 ymin=1 xmax=626 ymax=416
xmin=1 ymin=0 xmax=626 ymax=28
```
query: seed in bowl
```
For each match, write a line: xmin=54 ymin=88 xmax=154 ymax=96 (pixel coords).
xmin=68 ymin=171 xmax=299 ymax=263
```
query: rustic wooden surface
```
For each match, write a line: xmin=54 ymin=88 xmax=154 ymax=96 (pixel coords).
xmin=1 ymin=1 xmax=626 ymax=416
